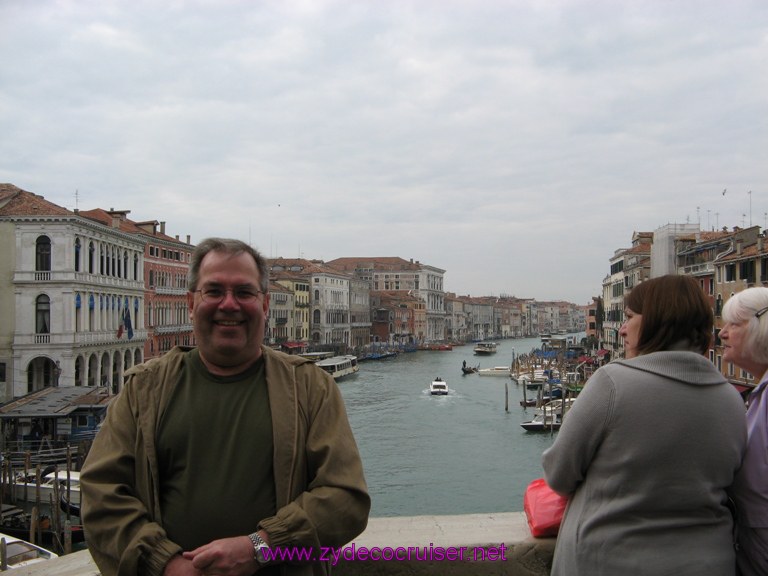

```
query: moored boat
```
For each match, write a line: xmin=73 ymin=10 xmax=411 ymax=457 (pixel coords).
xmin=13 ymin=470 xmax=80 ymax=509
xmin=315 ymin=355 xmax=360 ymax=380
xmin=473 ymin=342 xmax=497 ymax=355
xmin=477 ymin=366 xmax=512 ymax=377
xmin=0 ymin=530 xmax=58 ymax=569
xmin=520 ymin=398 xmax=575 ymax=432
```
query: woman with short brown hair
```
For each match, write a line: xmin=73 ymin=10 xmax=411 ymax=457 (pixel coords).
xmin=542 ymin=274 xmax=746 ymax=576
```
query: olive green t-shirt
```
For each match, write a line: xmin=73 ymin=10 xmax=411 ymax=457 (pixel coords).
xmin=157 ymin=349 xmax=276 ymax=551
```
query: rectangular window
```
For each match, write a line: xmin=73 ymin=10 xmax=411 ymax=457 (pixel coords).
xmin=0 ymin=363 xmax=5 ymax=382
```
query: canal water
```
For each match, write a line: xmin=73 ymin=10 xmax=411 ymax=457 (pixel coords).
xmin=338 ymin=336 xmax=576 ymax=518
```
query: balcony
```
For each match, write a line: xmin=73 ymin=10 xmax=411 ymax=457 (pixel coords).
xmin=679 ymin=262 xmax=714 ymax=276
xmin=154 ymin=324 xmax=193 ymax=334
xmin=14 ymin=329 xmax=149 ymax=347
xmin=154 ymin=286 xmax=187 ymax=295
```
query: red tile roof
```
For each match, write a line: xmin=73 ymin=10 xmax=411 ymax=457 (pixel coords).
xmin=0 ymin=183 xmax=72 ymax=216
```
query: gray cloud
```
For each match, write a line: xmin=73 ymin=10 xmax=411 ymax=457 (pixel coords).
xmin=1 ymin=0 xmax=765 ymax=303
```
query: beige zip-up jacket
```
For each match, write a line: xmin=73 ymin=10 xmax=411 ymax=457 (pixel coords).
xmin=81 ymin=346 xmax=370 ymax=576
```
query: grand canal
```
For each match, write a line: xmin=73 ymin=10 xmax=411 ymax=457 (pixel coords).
xmin=338 ymin=336 xmax=579 ymax=518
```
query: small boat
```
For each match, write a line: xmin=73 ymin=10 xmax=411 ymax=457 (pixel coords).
xmin=520 ymin=398 xmax=574 ymax=432
xmin=477 ymin=366 xmax=512 ymax=377
xmin=0 ymin=531 xmax=58 ymax=569
xmin=360 ymin=351 xmax=398 ymax=361
xmin=429 ymin=378 xmax=449 ymax=395
xmin=419 ymin=343 xmax=453 ymax=351
xmin=315 ymin=355 xmax=360 ymax=380
xmin=519 ymin=386 xmax=563 ymax=407
xmin=13 ymin=470 xmax=81 ymax=509
xmin=516 ymin=368 xmax=560 ymax=388
xmin=473 ymin=342 xmax=497 ymax=355
xmin=461 ymin=364 xmax=479 ymax=375
xmin=59 ymin=491 xmax=81 ymax=517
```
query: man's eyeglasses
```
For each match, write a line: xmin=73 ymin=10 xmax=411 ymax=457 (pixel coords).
xmin=755 ymin=306 xmax=768 ymax=319
xmin=194 ymin=287 xmax=264 ymax=305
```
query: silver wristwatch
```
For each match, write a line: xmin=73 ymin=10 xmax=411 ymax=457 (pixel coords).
xmin=248 ymin=532 xmax=270 ymax=566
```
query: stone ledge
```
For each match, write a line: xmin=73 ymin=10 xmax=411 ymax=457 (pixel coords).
xmin=16 ymin=512 xmax=555 ymax=576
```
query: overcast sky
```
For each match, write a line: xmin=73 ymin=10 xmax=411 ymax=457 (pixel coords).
xmin=1 ymin=1 xmax=765 ymax=304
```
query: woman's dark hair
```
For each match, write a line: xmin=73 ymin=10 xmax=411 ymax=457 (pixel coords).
xmin=623 ymin=274 xmax=712 ymax=355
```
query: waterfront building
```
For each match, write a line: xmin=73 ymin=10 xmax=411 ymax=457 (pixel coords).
xmin=520 ymin=299 xmax=537 ymax=338
xmin=325 ymin=257 xmax=447 ymax=342
xmin=78 ymin=210 xmax=194 ymax=360
xmin=273 ymin=274 xmax=311 ymax=344
xmin=349 ymin=278 xmax=372 ymax=349
xmin=269 ymin=258 xmax=357 ymax=351
xmin=651 ymin=223 xmax=701 ymax=277
xmin=586 ymin=297 xmax=603 ymax=344
xmin=623 ymin=231 xmax=653 ymax=293
xmin=0 ymin=185 xmax=146 ymax=399
xmin=495 ymin=297 xmax=526 ymax=339
xmin=710 ymin=228 xmax=767 ymax=385
xmin=444 ymin=293 xmax=470 ymax=343
xmin=603 ymin=250 xmax=627 ymax=357
xmin=266 ymin=280 xmax=296 ymax=345
xmin=0 ymin=184 xmax=196 ymax=412
xmin=0 ymin=185 xmax=145 ymax=422
xmin=462 ymin=296 xmax=494 ymax=341
xmin=370 ymin=290 xmax=424 ymax=346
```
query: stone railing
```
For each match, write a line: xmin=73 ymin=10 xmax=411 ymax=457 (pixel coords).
xmin=21 ymin=512 xmax=555 ymax=575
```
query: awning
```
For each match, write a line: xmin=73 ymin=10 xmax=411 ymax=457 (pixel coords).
xmin=281 ymin=341 xmax=307 ymax=349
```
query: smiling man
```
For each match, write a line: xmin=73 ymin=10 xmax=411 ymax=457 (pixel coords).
xmin=81 ymin=238 xmax=370 ymax=576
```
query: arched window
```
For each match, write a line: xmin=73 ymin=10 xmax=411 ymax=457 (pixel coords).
xmin=74 ymin=238 xmax=81 ymax=272
xmin=88 ymin=241 xmax=95 ymax=273
xmin=313 ymin=309 xmax=321 ymax=324
xmin=35 ymin=236 xmax=51 ymax=271
xmin=123 ymin=251 xmax=128 ymax=279
xmin=36 ymin=295 xmax=51 ymax=334
xmin=133 ymin=253 xmax=139 ymax=280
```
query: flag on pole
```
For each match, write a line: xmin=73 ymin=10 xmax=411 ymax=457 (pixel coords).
xmin=117 ymin=311 xmax=124 ymax=339
xmin=125 ymin=307 xmax=134 ymax=340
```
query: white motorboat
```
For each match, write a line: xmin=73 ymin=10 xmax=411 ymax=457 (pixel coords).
xmin=0 ymin=531 xmax=58 ymax=569
xmin=429 ymin=378 xmax=449 ymax=395
xmin=13 ymin=470 xmax=80 ymax=508
xmin=477 ymin=366 xmax=512 ymax=377
xmin=315 ymin=355 xmax=360 ymax=380
xmin=473 ymin=342 xmax=497 ymax=355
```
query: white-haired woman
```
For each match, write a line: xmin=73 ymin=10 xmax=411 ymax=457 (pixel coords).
xmin=720 ymin=287 xmax=768 ymax=576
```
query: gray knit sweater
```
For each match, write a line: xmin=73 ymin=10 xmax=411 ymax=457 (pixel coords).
xmin=543 ymin=351 xmax=746 ymax=576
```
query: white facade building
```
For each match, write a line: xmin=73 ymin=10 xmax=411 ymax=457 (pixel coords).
xmin=0 ymin=185 xmax=146 ymax=401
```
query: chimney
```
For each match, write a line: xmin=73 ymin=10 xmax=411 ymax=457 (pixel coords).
xmin=736 ymin=240 xmax=743 ymax=255
xmin=160 ymin=221 xmax=166 ymax=234
xmin=759 ymin=236 xmax=764 ymax=253
xmin=187 ymin=234 xmax=191 ymax=244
